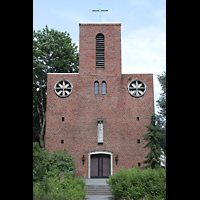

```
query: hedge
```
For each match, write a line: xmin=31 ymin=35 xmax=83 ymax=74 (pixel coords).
xmin=106 ymin=167 xmax=166 ymax=200
xmin=33 ymin=173 xmax=87 ymax=200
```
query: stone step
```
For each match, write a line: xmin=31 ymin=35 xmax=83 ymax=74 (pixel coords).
xmin=87 ymin=189 xmax=111 ymax=191
xmin=87 ymin=185 xmax=110 ymax=189
xmin=87 ymin=191 xmax=112 ymax=195
xmin=87 ymin=192 xmax=112 ymax=195
xmin=87 ymin=185 xmax=112 ymax=195
xmin=87 ymin=190 xmax=111 ymax=193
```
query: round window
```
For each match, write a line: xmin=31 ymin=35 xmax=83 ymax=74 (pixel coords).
xmin=54 ymin=80 xmax=73 ymax=98
xmin=127 ymin=79 xmax=146 ymax=97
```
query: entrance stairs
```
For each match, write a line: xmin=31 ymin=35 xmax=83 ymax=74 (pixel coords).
xmin=87 ymin=185 xmax=112 ymax=195
xmin=85 ymin=179 xmax=112 ymax=196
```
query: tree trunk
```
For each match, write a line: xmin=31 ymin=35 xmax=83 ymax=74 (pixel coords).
xmin=39 ymin=111 xmax=46 ymax=148
xmin=39 ymin=133 xmax=45 ymax=148
xmin=36 ymin=101 xmax=46 ymax=148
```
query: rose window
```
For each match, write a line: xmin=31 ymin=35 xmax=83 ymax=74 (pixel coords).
xmin=128 ymin=79 xmax=146 ymax=97
xmin=54 ymin=80 xmax=73 ymax=98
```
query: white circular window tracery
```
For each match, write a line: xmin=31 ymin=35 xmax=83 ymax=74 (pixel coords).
xmin=54 ymin=80 xmax=73 ymax=98
xmin=128 ymin=79 xmax=146 ymax=97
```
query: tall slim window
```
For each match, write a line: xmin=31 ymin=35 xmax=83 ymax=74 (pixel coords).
xmin=94 ymin=81 xmax=99 ymax=95
xmin=102 ymin=81 xmax=106 ymax=95
xmin=96 ymin=33 xmax=104 ymax=69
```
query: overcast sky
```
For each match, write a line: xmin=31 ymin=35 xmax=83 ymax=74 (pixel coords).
xmin=33 ymin=0 xmax=166 ymax=114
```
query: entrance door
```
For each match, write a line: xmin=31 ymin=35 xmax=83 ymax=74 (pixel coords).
xmin=91 ymin=154 xmax=110 ymax=178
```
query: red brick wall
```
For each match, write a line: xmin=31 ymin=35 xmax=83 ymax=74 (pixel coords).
xmin=79 ymin=23 xmax=121 ymax=75
xmin=45 ymin=23 xmax=154 ymax=177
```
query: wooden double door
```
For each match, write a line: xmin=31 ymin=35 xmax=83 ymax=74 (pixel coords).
xmin=91 ymin=154 xmax=110 ymax=178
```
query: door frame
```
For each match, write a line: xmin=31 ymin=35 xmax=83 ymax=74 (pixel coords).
xmin=88 ymin=151 xmax=113 ymax=179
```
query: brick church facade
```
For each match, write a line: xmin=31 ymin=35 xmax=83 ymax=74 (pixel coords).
xmin=45 ymin=22 xmax=154 ymax=178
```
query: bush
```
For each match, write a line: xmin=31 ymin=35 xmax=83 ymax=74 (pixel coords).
xmin=46 ymin=149 xmax=76 ymax=178
xmin=33 ymin=142 xmax=48 ymax=182
xmin=107 ymin=167 xmax=166 ymax=200
xmin=33 ymin=144 xmax=85 ymax=199
xmin=33 ymin=173 xmax=87 ymax=200
xmin=33 ymin=143 xmax=76 ymax=181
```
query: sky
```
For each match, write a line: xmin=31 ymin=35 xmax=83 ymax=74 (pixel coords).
xmin=33 ymin=0 xmax=166 ymax=114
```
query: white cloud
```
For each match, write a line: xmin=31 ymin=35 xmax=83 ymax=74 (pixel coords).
xmin=122 ymin=27 xmax=165 ymax=73
xmin=121 ymin=26 xmax=166 ymax=113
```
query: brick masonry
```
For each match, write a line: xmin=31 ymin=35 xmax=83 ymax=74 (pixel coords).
xmin=45 ymin=23 xmax=154 ymax=177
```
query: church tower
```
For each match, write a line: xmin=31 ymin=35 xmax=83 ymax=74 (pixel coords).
xmin=79 ymin=23 xmax=121 ymax=75
xmin=45 ymin=22 xmax=154 ymax=178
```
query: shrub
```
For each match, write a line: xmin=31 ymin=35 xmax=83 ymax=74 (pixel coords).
xmin=46 ymin=149 xmax=76 ymax=178
xmin=107 ymin=167 xmax=166 ymax=200
xmin=33 ymin=173 xmax=87 ymax=200
xmin=60 ymin=173 xmax=87 ymax=200
xmin=33 ymin=143 xmax=76 ymax=181
xmin=33 ymin=145 xmax=83 ymax=199
xmin=33 ymin=142 xmax=48 ymax=182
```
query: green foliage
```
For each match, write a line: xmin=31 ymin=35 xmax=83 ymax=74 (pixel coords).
xmin=33 ymin=173 xmax=87 ymax=200
xmin=107 ymin=167 xmax=166 ymax=200
xmin=33 ymin=143 xmax=75 ymax=181
xmin=33 ymin=25 xmax=79 ymax=74
xmin=46 ymin=149 xmax=76 ymax=178
xmin=156 ymin=71 xmax=166 ymax=118
xmin=142 ymin=113 xmax=165 ymax=169
xmin=33 ymin=145 xmax=85 ymax=199
xmin=33 ymin=25 xmax=79 ymax=147
xmin=33 ymin=142 xmax=48 ymax=182
xmin=156 ymin=71 xmax=166 ymax=153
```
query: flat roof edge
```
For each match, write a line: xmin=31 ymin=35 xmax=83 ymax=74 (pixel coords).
xmin=79 ymin=22 xmax=121 ymax=24
xmin=47 ymin=73 xmax=79 ymax=75
xmin=122 ymin=73 xmax=153 ymax=75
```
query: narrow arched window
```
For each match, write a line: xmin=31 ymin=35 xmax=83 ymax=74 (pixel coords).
xmin=102 ymin=81 xmax=106 ymax=95
xmin=96 ymin=33 xmax=104 ymax=69
xmin=94 ymin=81 xmax=99 ymax=95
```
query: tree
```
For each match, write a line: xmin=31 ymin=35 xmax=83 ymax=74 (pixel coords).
xmin=156 ymin=71 xmax=166 ymax=123
xmin=142 ymin=113 xmax=165 ymax=169
xmin=33 ymin=25 xmax=79 ymax=147
xmin=156 ymin=71 xmax=166 ymax=153
xmin=157 ymin=71 xmax=166 ymax=117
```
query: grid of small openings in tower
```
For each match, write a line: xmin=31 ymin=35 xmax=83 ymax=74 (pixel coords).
xmin=96 ymin=33 xmax=104 ymax=69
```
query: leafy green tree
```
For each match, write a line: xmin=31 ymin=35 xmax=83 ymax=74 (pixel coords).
xmin=33 ymin=25 xmax=79 ymax=147
xmin=142 ymin=113 xmax=165 ymax=169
